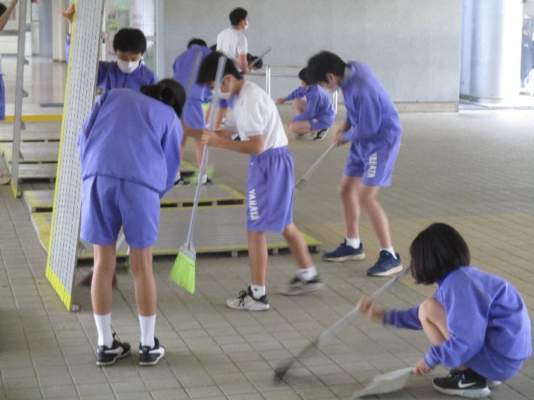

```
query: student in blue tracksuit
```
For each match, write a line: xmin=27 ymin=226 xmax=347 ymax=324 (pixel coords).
xmin=357 ymin=223 xmax=531 ymax=398
xmin=172 ymin=38 xmax=212 ymax=185
xmin=78 ymin=80 xmax=185 ymax=368
xmin=63 ymin=5 xmax=157 ymax=92
xmin=276 ymin=68 xmax=335 ymax=141
xmin=307 ymin=51 xmax=402 ymax=277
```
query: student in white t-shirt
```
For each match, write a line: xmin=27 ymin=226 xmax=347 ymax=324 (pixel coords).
xmin=216 ymin=7 xmax=249 ymax=74
xmin=198 ymin=52 xmax=324 ymax=312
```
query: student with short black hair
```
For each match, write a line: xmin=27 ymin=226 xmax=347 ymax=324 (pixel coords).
xmin=247 ymin=54 xmax=263 ymax=70
xmin=197 ymin=52 xmax=324 ymax=309
xmin=307 ymin=51 xmax=403 ymax=277
xmin=78 ymin=79 xmax=186 ymax=367
xmin=62 ymin=5 xmax=157 ymax=92
xmin=217 ymin=7 xmax=249 ymax=74
xmin=357 ymin=223 xmax=532 ymax=398
xmin=187 ymin=38 xmax=207 ymax=49
xmin=276 ymin=67 xmax=335 ymax=141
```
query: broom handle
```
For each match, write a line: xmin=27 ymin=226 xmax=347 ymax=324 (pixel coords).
xmin=317 ymin=268 xmax=410 ymax=345
xmin=248 ymin=47 xmax=272 ymax=68
xmin=185 ymin=56 xmax=227 ymax=246
xmin=296 ymin=142 xmax=336 ymax=186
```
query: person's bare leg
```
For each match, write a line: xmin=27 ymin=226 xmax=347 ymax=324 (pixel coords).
xmin=290 ymin=120 xmax=314 ymax=135
xmin=419 ymin=297 xmax=468 ymax=371
xmin=282 ymin=223 xmax=313 ymax=269
xmin=339 ymin=176 xmax=362 ymax=239
xmin=247 ymin=231 xmax=268 ymax=286
xmin=129 ymin=246 xmax=156 ymax=316
xmin=357 ymin=185 xmax=392 ymax=248
xmin=92 ymin=243 xmax=117 ymax=314
xmin=291 ymin=98 xmax=306 ymax=115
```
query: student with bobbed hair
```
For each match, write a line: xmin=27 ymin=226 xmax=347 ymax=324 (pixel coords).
xmin=357 ymin=223 xmax=532 ymax=398
xmin=78 ymin=79 xmax=186 ymax=368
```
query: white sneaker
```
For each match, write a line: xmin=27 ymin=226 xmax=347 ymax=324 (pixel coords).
xmin=227 ymin=287 xmax=270 ymax=311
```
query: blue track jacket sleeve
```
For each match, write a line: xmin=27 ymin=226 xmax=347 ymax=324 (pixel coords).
xmin=285 ymin=86 xmax=306 ymax=102
xmin=343 ymin=86 xmax=382 ymax=142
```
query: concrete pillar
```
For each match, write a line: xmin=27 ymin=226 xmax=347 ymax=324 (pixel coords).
xmin=468 ymin=0 xmax=523 ymax=103
xmin=459 ymin=0 xmax=473 ymax=98
xmin=39 ymin=0 xmax=53 ymax=57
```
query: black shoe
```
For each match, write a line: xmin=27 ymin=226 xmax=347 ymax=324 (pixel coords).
xmin=96 ymin=334 xmax=131 ymax=366
xmin=174 ymin=177 xmax=190 ymax=186
xmin=201 ymin=177 xmax=213 ymax=186
xmin=432 ymin=368 xmax=491 ymax=398
xmin=313 ymin=129 xmax=329 ymax=141
xmin=139 ymin=337 xmax=166 ymax=366
xmin=279 ymin=275 xmax=324 ymax=296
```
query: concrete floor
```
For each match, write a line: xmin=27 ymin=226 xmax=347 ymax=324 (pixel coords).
xmin=1 ymin=58 xmax=534 ymax=400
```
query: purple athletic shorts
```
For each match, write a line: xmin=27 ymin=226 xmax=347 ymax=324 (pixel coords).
xmin=246 ymin=147 xmax=294 ymax=233
xmin=182 ymin=98 xmax=205 ymax=130
xmin=344 ymin=133 xmax=401 ymax=187
xmin=81 ymin=175 xmax=160 ymax=249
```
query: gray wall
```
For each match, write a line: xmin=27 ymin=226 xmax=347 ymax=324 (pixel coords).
xmin=163 ymin=0 xmax=462 ymax=109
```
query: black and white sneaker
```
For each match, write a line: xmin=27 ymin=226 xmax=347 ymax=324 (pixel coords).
xmin=432 ymin=368 xmax=491 ymax=398
xmin=174 ymin=177 xmax=190 ymax=186
xmin=96 ymin=334 xmax=131 ymax=366
xmin=279 ymin=275 xmax=324 ymax=296
xmin=313 ymin=129 xmax=329 ymax=141
xmin=227 ymin=287 xmax=270 ymax=311
xmin=139 ymin=337 xmax=166 ymax=366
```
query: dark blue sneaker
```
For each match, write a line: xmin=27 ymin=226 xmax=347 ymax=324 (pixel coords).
xmin=366 ymin=250 xmax=403 ymax=277
xmin=322 ymin=240 xmax=365 ymax=262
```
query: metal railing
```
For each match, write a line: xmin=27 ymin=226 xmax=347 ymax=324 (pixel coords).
xmin=249 ymin=63 xmax=339 ymax=114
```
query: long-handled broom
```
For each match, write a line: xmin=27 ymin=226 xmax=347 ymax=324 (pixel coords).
xmin=294 ymin=142 xmax=337 ymax=191
xmin=273 ymin=268 xmax=410 ymax=382
xmin=169 ymin=55 xmax=228 ymax=293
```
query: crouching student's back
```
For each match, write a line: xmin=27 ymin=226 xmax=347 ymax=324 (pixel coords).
xmin=78 ymin=79 xmax=185 ymax=368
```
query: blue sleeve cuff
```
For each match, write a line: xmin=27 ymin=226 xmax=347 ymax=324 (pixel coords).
xmin=424 ymin=352 xmax=438 ymax=369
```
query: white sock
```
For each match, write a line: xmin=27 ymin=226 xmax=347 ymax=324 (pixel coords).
xmin=201 ymin=174 xmax=208 ymax=184
xmin=250 ymin=285 xmax=266 ymax=299
xmin=346 ymin=238 xmax=360 ymax=249
xmin=381 ymin=247 xmax=397 ymax=259
xmin=175 ymin=171 xmax=181 ymax=180
xmin=297 ymin=266 xmax=318 ymax=282
xmin=139 ymin=315 xmax=156 ymax=348
xmin=94 ymin=313 xmax=113 ymax=348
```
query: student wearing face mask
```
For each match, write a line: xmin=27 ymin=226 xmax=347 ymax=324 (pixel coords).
xmin=62 ymin=5 xmax=157 ymax=92
xmin=216 ymin=8 xmax=250 ymax=74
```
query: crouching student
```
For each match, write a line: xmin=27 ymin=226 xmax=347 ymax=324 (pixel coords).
xmin=276 ymin=67 xmax=335 ymax=141
xmin=197 ymin=52 xmax=324 ymax=310
xmin=357 ymin=223 xmax=531 ymax=398
xmin=78 ymin=80 xmax=186 ymax=366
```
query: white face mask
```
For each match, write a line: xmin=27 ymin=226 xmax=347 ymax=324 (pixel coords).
xmin=117 ymin=59 xmax=140 ymax=74
xmin=244 ymin=21 xmax=249 ymax=30
xmin=217 ymin=88 xmax=232 ymax=100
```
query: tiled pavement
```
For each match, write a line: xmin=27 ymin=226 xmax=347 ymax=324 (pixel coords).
xmin=1 ymin=97 xmax=534 ymax=400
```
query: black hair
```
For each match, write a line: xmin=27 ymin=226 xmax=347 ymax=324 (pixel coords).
xmin=197 ymin=51 xmax=243 ymax=85
xmin=307 ymin=51 xmax=347 ymax=84
xmin=140 ymin=79 xmax=186 ymax=118
xmin=209 ymin=44 xmax=217 ymax=52
xmin=229 ymin=7 xmax=247 ymax=26
xmin=112 ymin=28 xmax=147 ymax=54
xmin=187 ymin=38 xmax=207 ymax=49
xmin=298 ymin=68 xmax=310 ymax=85
xmin=409 ymin=223 xmax=470 ymax=285
xmin=247 ymin=54 xmax=263 ymax=69
xmin=0 ymin=3 xmax=7 ymax=16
